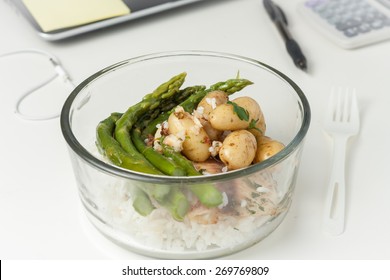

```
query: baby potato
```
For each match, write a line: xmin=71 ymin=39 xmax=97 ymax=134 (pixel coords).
xmin=253 ymin=136 xmax=285 ymax=163
xmin=248 ymin=114 xmax=266 ymax=143
xmin=197 ymin=90 xmax=228 ymax=118
xmin=201 ymin=120 xmax=222 ymax=141
xmin=197 ymin=90 xmax=228 ymax=141
xmin=219 ymin=130 xmax=257 ymax=170
xmin=209 ymin=96 xmax=262 ymax=131
xmin=167 ymin=108 xmax=211 ymax=162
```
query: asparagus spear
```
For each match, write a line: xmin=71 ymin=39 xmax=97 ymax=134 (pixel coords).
xmin=97 ymin=113 xmax=187 ymax=219
xmin=161 ymin=144 xmax=222 ymax=208
xmin=131 ymin=187 xmax=155 ymax=216
xmin=131 ymin=181 xmax=189 ymax=219
xmin=142 ymin=78 xmax=253 ymax=138
xmin=179 ymin=78 xmax=254 ymax=113
xmin=161 ymin=144 xmax=200 ymax=176
xmin=136 ymin=85 xmax=206 ymax=131
xmin=160 ymin=187 xmax=189 ymax=221
xmin=131 ymin=127 xmax=186 ymax=176
xmin=98 ymin=85 xmax=203 ymax=176
xmin=114 ymin=72 xmax=186 ymax=159
xmin=96 ymin=113 xmax=162 ymax=175
xmin=96 ymin=113 xmax=172 ymax=204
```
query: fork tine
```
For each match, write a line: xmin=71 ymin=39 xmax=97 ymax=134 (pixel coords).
xmin=342 ymin=88 xmax=351 ymax=122
xmin=333 ymin=87 xmax=344 ymax=122
xmin=332 ymin=87 xmax=354 ymax=123
xmin=336 ymin=87 xmax=343 ymax=122
xmin=326 ymin=87 xmax=359 ymax=127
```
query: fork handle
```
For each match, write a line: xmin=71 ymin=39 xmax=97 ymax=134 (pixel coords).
xmin=323 ymin=135 xmax=348 ymax=236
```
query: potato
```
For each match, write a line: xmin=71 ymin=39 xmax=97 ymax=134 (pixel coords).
xmin=167 ymin=107 xmax=211 ymax=162
xmin=219 ymin=130 xmax=257 ymax=170
xmin=248 ymin=114 xmax=266 ymax=143
xmin=197 ymin=90 xmax=228 ymax=118
xmin=201 ymin=120 xmax=222 ymax=141
xmin=253 ymin=136 xmax=285 ymax=163
xmin=209 ymin=96 xmax=263 ymax=131
xmin=197 ymin=90 xmax=228 ymax=141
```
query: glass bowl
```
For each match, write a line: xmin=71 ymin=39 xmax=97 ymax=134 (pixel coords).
xmin=60 ymin=51 xmax=310 ymax=259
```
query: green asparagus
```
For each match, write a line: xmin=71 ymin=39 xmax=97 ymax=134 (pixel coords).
xmin=161 ymin=144 xmax=222 ymax=208
xmin=136 ymin=85 xmax=206 ymax=131
xmin=131 ymin=127 xmax=186 ymax=176
xmin=179 ymin=78 xmax=253 ymax=113
xmin=142 ymin=78 xmax=253 ymax=139
xmin=96 ymin=113 xmax=162 ymax=175
xmin=131 ymin=187 xmax=155 ymax=216
xmin=96 ymin=113 xmax=171 ymax=204
xmin=159 ymin=187 xmax=189 ymax=221
xmin=114 ymin=72 xmax=186 ymax=159
xmin=161 ymin=144 xmax=200 ymax=176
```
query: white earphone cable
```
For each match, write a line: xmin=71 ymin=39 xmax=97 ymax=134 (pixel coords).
xmin=0 ymin=49 xmax=75 ymax=121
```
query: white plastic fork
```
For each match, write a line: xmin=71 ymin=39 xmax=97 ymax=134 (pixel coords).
xmin=323 ymin=87 xmax=360 ymax=236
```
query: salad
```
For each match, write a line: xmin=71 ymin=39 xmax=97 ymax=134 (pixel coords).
xmin=95 ymin=72 xmax=284 ymax=223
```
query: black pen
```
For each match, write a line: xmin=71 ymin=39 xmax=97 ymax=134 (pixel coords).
xmin=263 ymin=0 xmax=307 ymax=71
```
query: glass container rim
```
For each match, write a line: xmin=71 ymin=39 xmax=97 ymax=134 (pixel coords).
xmin=60 ymin=50 xmax=311 ymax=184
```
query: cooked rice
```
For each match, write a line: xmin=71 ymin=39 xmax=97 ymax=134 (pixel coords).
xmin=90 ymin=145 xmax=284 ymax=252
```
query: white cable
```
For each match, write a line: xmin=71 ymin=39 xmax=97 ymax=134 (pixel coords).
xmin=0 ymin=48 xmax=75 ymax=121
xmin=14 ymin=72 xmax=59 ymax=120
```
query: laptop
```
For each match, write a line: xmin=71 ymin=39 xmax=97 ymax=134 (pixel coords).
xmin=9 ymin=0 xmax=209 ymax=41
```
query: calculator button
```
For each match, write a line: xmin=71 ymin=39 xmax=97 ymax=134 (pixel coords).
xmin=352 ymin=15 xmax=364 ymax=22
xmin=344 ymin=27 xmax=360 ymax=37
xmin=364 ymin=13 xmax=377 ymax=22
xmin=333 ymin=6 xmax=345 ymax=13
xmin=371 ymin=19 xmax=386 ymax=29
xmin=319 ymin=9 xmax=335 ymax=19
xmin=340 ymin=11 xmax=354 ymax=20
xmin=336 ymin=19 xmax=360 ymax=31
xmin=358 ymin=23 xmax=372 ymax=33
xmin=328 ymin=15 xmax=342 ymax=25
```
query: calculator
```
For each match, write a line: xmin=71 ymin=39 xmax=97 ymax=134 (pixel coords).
xmin=298 ymin=0 xmax=390 ymax=48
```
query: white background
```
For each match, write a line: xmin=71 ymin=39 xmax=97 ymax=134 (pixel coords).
xmin=0 ymin=0 xmax=389 ymax=260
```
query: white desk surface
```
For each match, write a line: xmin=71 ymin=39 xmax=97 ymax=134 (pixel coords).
xmin=1 ymin=0 xmax=389 ymax=260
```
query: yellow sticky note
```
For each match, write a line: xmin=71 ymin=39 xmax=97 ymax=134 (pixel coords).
xmin=22 ymin=0 xmax=130 ymax=32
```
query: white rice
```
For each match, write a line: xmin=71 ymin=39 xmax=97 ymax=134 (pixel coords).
xmin=93 ymin=180 xmax=282 ymax=252
xmin=90 ymin=145 xmax=283 ymax=252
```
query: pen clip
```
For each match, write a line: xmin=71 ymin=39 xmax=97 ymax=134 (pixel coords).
xmin=263 ymin=0 xmax=277 ymax=21
xmin=263 ymin=0 xmax=288 ymax=25
xmin=275 ymin=5 xmax=288 ymax=25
